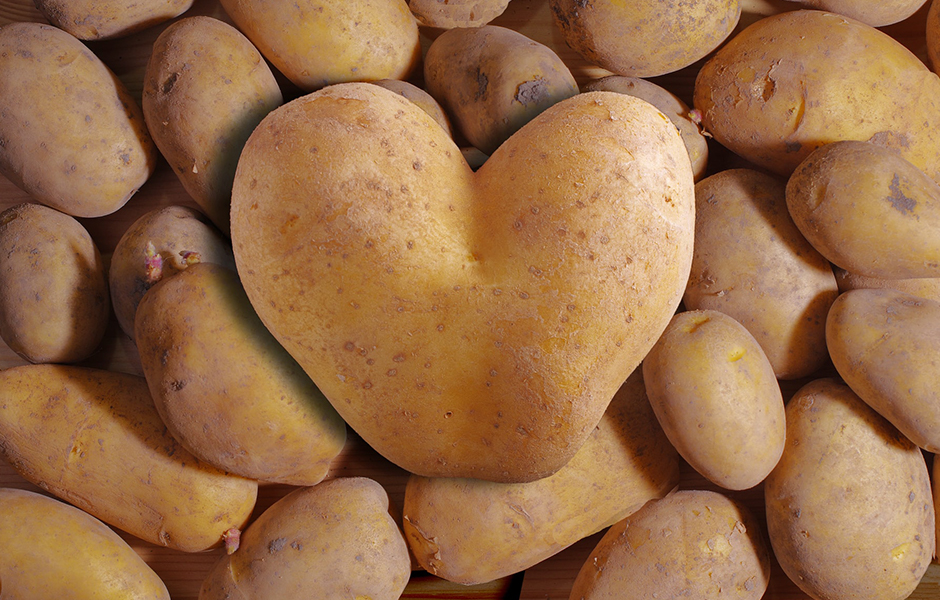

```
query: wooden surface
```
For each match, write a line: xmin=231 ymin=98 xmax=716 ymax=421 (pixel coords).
xmin=1 ymin=0 xmax=939 ymax=598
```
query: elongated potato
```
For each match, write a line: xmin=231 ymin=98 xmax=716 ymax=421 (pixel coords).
xmin=402 ymin=369 xmax=680 ymax=585
xmin=0 ymin=22 xmax=156 ymax=217
xmin=833 ymin=266 xmax=940 ymax=303
xmin=0 ymin=364 xmax=258 ymax=553
xmin=199 ymin=478 xmax=411 ymax=600
xmin=33 ymin=0 xmax=193 ymax=40
xmin=0 ymin=487 xmax=170 ymax=599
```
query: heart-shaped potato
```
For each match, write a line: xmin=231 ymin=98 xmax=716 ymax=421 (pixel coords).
xmin=231 ymin=83 xmax=695 ymax=482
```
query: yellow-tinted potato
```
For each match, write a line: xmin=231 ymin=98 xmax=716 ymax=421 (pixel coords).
xmin=584 ymin=75 xmax=708 ymax=181
xmin=218 ymin=0 xmax=420 ymax=91
xmin=569 ymin=490 xmax=771 ymax=600
xmin=142 ymin=16 xmax=283 ymax=235
xmin=33 ymin=0 xmax=193 ymax=40
xmin=0 ymin=364 xmax=258 ymax=552
xmin=684 ymin=169 xmax=839 ymax=379
xmin=694 ymin=10 xmax=940 ymax=183
xmin=402 ymin=369 xmax=680 ymax=585
xmin=550 ymin=0 xmax=741 ymax=77
xmin=408 ymin=0 xmax=510 ymax=27
xmin=371 ymin=79 xmax=454 ymax=137
xmin=0 ymin=22 xmax=156 ymax=217
xmin=109 ymin=205 xmax=235 ymax=341
xmin=642 ymin=309 xmax=785 ymax=490
xmin=787 ymin=141 xmax=940 ymax=280
xmin=827 ymin=288 xmax=940 ymax=452
xmin=833 ymin=266 xmax=940 ymax=303
xmin=230 ymin=84 xmax=695 ymax=482
xmin=0 ymin=203 xmax=110 ymax=364
xmin=423 ymin=25 xmax=579 ymax=156
xmin=764 ymin=378 xmax=935 ymax=600
xmin=0 ymin=488 xmax=170 ymax=599
xmin=199 ymin=478 xmax=411 ymax=600
xmin=780 ymin=0 xmax=926 ymax=26
xmin=135 ymin=262 xmax=347 ymax=486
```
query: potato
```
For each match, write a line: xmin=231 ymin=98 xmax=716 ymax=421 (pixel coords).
xmin=833 ymin=266 xmax=940 ymax=303
xmin=569 ymin=490 xmax=771 ymax=600
xmin=693 ymin=10 xmax=940 ymax=183
xmin=764 ymin=378 xmax=935 ymax=600
xmin=826 ymin=288 xmax=940 ymax=452
xmin=0 ymin=487 xmax=170 ymax=599
xmin=787 ymin=141 xmax=940 ymax=280
xmin=0 ymin=364 xmax=258 ymax=553
xmin=407 ymin=0 xmax=510 ymax=27
xmin=583 ymin=75 xmax=708 ymax=181
xmin=642 ymin=309 xmax=785 ymax=490
xmin=33 ymin=0 xmax=193 ymax=40
xmin=778 ymin=0 xmax=927 ymax=26
xmin=109 ymin=205 xmax=235 ymax=341
xmin=229 ymin=83 xmax=695 ymax=482
xmin=199 ymin=477 xmax=411 ymax=600
xmin=218 ymin=0 xmax=420 ymax=91
xmin=930 ymin=0 xmax=940 ymax=74
xmin=423 ymin=25 xmax=579 ymax=156
xmin=142 ymin=16 xmax=283 ymax=235
xmin=135 ymin=262 xmax=347 ymax=486
xmin=371 ymin=79 xmax=454 ymax=138
xmin=0 ymin=22 xmax=156 ymax=217
xmin=0 ymin=203 xmax=110 ymax=364
xmin=549 ymin=0 xmax=741 ymax=77
xmin=684 ymin=169 xmax=839 ymax=379
xmin=402 ymin=369 xmax=680 ymax=585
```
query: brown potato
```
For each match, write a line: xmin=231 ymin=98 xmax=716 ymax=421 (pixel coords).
xmin=0 ymin=364 xmax=258 ymax=553
xmin=402 ymin=369 xmax=680 ymax=585
xmin=0 ymin=22 xmax=156 ymax=217
xmin=0 ymin=203 xmax=110 ymax=364
xmin=370 ymin=79 xmax=453 ymax=137
xmin=407 ymin=0 xmax=510 ymax=27
xmin=764 ymin=378 xmax=935 ymax=600
xmin=0 ymin=488 xmax=170 ymax=599
xmin=833 ymin=266 xmax=940 ymax=303
xmin=230 ymin=83 xmax=695 ymax=482
xmin=423 ymin=25 xmax=579 ymax=156
xmin=930 ymin=0 xmax=940 ymax=75
xmin=779 ymin=0 xmax=927 ymax=26
xmin=33 ymin=0 xmax=193 ymax=40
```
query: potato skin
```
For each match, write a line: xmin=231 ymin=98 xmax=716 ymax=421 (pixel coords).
xmin=569 ymin=490 xmax=771 ymax=600
xmin=423 ymin=25 xmax=579 ymax=156
xmin=142 ymin=16 xmax=283 ymax=235
xmin=0 ymin=488 xmax=170 ymax=599
xmin=199 ymin=478 xmax=411 ymax=600
xmin=34 ymin=0 xmax=193 ymax=40
xmin=684 ymin=169 xmax=839 ymax=379
xmin=371 ymin=79 xmax=454 ymax=137
xmin=230 ymin=84 xmax=695 ymax=482
xmin=135 ymin=262 xmax=347 ymax=486
xmin=0 ymin=364 xmax=258 ymax=553
xmin=787 ymin=141 xmax=940 ymax=280
xmin=402 ymin=369 xmax=680 ymax=585
xmin=407 ymin=0 xmax=510 ymax=27
xmin=826 ymin=288 xmax=940 ymax=452
xmin=218 ymin=0 xmax=420 ymax=91
xmin=0 ymin=22 xmax=156 ymax=217
xmin=642 ymin=309 xmax=784 ymax=490
xmin=764 ymin=378 xmax=935 ymax=600
xmin=0 ymin=203 xmax=110 ymax=364
xmin=930 ymin=0 xmax=940 ymax=75
xmin=694 ymin=10 xmax=940 ymax=183
xmin=833 ymin=266 xmax=940 ymax=304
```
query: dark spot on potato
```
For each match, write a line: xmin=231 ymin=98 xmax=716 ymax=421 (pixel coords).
xmin=515 ymin=78 xmax=548 ymax=105
xmin=887 ymin=173 xmax=916 ymax=215
xmin=475 ymin=69 xmax=489 ymax=100
xmin=268 ymin=537 xmax=287 ymax=553
xmin=162 ymin=72 xmax=179 ymax=94
xmin=784 ymin=141 xmax=802 ymax=153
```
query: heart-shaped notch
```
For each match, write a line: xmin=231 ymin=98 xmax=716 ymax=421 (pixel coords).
xmin=231 ymin=83 xmax=694 ymax=483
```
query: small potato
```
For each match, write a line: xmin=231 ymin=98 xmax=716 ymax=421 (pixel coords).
xmin=786 ymin=141 xmax=940 ymax=280
xmin=109 ymin=205 xmax=235 ymax=341
xmin=199 ymin=478 xmax=411 ymax=600
xmin=764 ymin=378 xmax=935 ymax=600
xmin=423 ymin=25 xmax=579 ymax=156
xmin=0 ymin=203 xmax=110 ymax=364
xmin=0 ymin=364 xmax=258 ymax=553
xmin=0 ymin=22 xmax=156 ymax=217
xmin=642 ymin=309 xmax=785 ymax=490
xmin=569 ymin=490 xmax=771 ymax=600
xmin=402 ymin=369 xmax=680 ymax=585
xmin=34 ymin=0 xmax=193 ymax=40
xmin=684 ymin=169 xmax=839 ymax=379
xmin=135 ymin=262 xmax=348 ymax=486
xmin=0 ymin=488 xmax=170 ymax=600
xmin=550 ymin=0 xmax=741 ymax=77
xmin=407 ymin=0 xmax=510 ymax=27
xmin=143 ymin=16 xmax=283 ymax=235
xmin=833 ymin=266 xmax=940 ymax=303
xmin=827 ymin=288 xmax=940 ymax=452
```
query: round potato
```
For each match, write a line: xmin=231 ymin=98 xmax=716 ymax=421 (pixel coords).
xmin=407 ymin=0 xmax=510 ymax=27
xmin=642 ymin=309 xmax=785 ymax=490
xmin=764 ymin=378 xmax=935 ymax=600
xmin=33 ymin=0 xmax=193 ymax=40
xmin=0 ymin=203 xmax=110 ymax=364
xmin=833 ymin=266 xmax=940 ymax=304
xmin=779 ymin=0 xmax=927 ymax=26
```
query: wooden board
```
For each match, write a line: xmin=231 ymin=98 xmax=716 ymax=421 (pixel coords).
xmin=0 ymin=0 xmax=938 ymax=598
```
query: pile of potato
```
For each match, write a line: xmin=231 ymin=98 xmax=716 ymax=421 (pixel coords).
xmin=0 ymin=0 xmax=939 ymax=598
